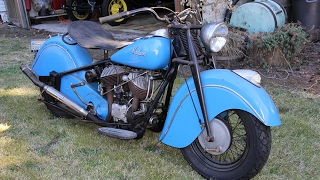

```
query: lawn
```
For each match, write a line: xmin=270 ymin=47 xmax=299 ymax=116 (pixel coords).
xmin=0 ymin=37 xmax=319 ymax=179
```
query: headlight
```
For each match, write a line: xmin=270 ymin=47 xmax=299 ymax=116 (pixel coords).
xmin=200 ymin=22 xmax=228 ymax=52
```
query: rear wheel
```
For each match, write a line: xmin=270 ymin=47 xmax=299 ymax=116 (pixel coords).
xmin=39 ymin=77 xmax=74 ymax=119
xmin=66 ymin=0 xmax=92 ymax=21
xmin=41 ymin=91 xmax=75 ymax=118
xmin=181 ymin=110 xmax=271 ymax=179
xmin=101 ymin=0 xmax=130 ymax=26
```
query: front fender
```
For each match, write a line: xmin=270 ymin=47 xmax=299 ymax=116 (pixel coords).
xmin=159 ymin=69 xmax=281 ymax=148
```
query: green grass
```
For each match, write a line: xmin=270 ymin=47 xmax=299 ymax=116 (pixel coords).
xmin=1 ymin=37 xmax=319 ymax=179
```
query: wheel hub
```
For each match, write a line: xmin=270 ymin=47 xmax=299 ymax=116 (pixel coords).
xmin=111 ymin=4 xmax=121 ymax=14
xmin=71 ymin=1 xmax=89 ymax=19
xmin=198 ymin=118 xmax=231 ymax=155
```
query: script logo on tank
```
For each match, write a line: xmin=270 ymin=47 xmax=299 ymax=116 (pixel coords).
xmin=132 ymin=47 xmax=146 ymax=56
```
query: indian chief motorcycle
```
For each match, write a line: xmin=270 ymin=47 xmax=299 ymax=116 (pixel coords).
xmin=21 ymin=7 xmax=281 ymax=179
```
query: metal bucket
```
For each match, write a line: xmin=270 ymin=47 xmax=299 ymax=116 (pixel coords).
xmin=273 ymin=0 xmax=292 ymax=22
xmin=292 ymin=0 xmax=320 ymax=30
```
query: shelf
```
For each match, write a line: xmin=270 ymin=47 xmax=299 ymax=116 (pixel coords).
xmin=30 ymin=13 xmax=67 ymax=20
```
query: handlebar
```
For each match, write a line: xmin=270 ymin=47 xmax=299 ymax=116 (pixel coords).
xmin=169 ymin=24 xmax=203 ymax=29
xmin=99 ymin=7 xmax=167 ymax=24
xmin=99 ymin=7 xmax=198 ymax=25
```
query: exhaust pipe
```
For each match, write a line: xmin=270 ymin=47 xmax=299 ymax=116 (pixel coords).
xmin=20 ymin=64 xmax=107 ymax=125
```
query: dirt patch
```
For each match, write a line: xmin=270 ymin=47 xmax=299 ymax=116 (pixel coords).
xmin=0 ymin=23 xmax=52 ymax=39
xmin=1 ymin=23 xmax=319 ymax=94
xmin=217 ymin=32 xmax=320 ymax=95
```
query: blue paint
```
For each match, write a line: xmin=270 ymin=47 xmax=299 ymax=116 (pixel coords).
xmin=31 ymin=35 xmax=108 ymax=120
xmin=32 ymin=35 xmax=93 ymax=77
xmin=111 ymin=37 xmax=171 ymax=70
xmin=159 ymin=69 xmax=281 ymax=148
xmin=60 ymin=74 xmax=109 ymax=120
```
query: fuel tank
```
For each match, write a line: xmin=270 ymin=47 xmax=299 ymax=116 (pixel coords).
xmin=110 ymin=36 xmax=171 ymax=70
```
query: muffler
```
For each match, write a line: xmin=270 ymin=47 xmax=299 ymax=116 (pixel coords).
xmin=20 ymin=64 xmax=107 ymax=125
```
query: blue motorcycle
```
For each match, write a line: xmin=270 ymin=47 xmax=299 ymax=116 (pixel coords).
xmin=21 ymin=7 xmax=281 ymax=179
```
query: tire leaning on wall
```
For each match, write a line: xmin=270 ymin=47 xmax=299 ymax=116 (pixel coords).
xmin=101 ymin=0 xmax=130 ymax=26
xmin=66 ymin=0 xmax=92 ymax=21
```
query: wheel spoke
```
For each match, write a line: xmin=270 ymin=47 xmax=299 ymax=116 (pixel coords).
xmin=206 ymin=110 xmax=248 ymax=164
xmin=181 ymin=109 xmax=272 ymax=179
xmin=102 ymin=0 xmax=128 ymax=25
xmin=70 ymin=0 xmax=90 ymax=20
xmin=118 ymin=0 xmax=123 ymax=8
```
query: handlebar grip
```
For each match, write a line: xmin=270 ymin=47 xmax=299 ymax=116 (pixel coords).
xmin=99 ymin=11 xmax=130 ymax=24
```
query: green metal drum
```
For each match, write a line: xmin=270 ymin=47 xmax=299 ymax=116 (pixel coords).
xmin=230 ymin=0 xmax=286 ymax=34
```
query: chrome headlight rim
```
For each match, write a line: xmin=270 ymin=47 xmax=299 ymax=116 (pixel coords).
xmin=200 ymin=22 xmax=228 ymax=53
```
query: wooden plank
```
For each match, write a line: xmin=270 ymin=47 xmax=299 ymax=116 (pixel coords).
xmin=30 ymin=13 xmax=67 ymax=20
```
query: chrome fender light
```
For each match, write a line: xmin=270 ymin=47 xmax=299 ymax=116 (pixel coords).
xmin=233 ymin=69 xmax=261 ymax=87
xmin=200 ymin=22 xmax=228 ymax=52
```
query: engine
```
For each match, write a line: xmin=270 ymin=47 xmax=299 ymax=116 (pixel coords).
xmin=99 ymin=65 xmax=153 ymax=124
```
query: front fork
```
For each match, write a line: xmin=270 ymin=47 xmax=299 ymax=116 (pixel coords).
xmin=186 ymin=24 xmax=214 ymax=142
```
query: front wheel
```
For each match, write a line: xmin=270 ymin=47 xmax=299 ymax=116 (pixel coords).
xmin=101 ymin=0 xmax=130 ymax=26
xmin=181 ymin=110 xmax=271 ymax=180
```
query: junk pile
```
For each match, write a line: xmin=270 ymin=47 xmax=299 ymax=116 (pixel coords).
xmin=202 ymin=0 xmax=319 ymax=67
xmin=31 ymin=0 xmax=53 ymax=16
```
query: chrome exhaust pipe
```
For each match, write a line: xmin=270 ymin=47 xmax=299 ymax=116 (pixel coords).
xmin=43 ymin=85 xmax=89 ymax=117
xmin=20 ymin=64 xmax=106 ymax=125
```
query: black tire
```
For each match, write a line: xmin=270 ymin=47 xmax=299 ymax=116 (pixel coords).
xmin=148 ymin=119 xmax=164 ymax=132
xmin=181 ymin=110 xmax=271 ymax=180
xmin=39 ymin=77 xmax=74 ymax=119
xmin=101 ymin=0 xmax=130 ymax=26
xmin=41 ymin=90 xmax=75 ymax=119
xmin=66 ymin=0 xmax=92 ymax=21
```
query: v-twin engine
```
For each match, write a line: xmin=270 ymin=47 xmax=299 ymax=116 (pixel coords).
xmin=100 ymin=65 xmax=153 ymax=123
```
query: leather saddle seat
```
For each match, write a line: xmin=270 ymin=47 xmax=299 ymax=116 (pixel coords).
xmin=68 ymin=20 xmax=132 ymax=50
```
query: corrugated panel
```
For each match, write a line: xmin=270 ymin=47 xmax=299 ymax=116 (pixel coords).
xmin=0 ymin=0 xmax=8 ymax=22
xmin=0 ymin=0 xmax=6 ymax=11
xmin=0 ymin=12 xmax=8 ymax=22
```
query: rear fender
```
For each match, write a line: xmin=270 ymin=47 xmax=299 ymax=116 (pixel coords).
xmin=32 ymin=35 xmax=108 ymax=120
xmin=31 ymin=35 xmax=92 ymax=79
xmin=159 ymin=69 xmax=281 ymax=148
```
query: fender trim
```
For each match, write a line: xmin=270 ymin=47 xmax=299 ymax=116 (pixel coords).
xmin=159 ymin=69 xmax=281 ymax=148
xmin=32 ymin=35 xmax=92 ymax=77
